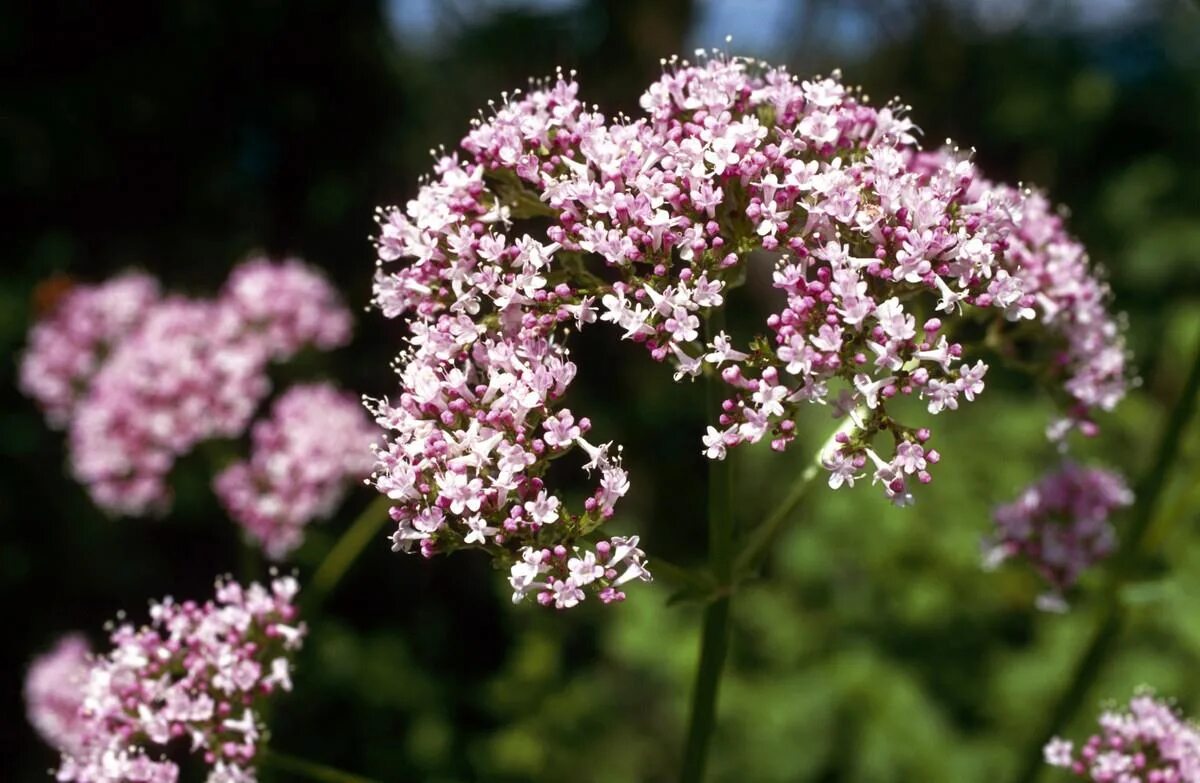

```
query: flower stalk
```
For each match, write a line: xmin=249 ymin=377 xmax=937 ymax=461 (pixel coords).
xmin=260 ymin=749 xmax=384 ymax=783
xmin=308 ymin=493 xmax=394 ymax=611
xmin=680 ymin=310 xmax=736 ymax=783
xmin=734 ymin=410 xmax=864 ymax=580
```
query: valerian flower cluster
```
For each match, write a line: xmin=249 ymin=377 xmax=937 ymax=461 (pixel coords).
xmin=987 ymin=462 xmax=1132 ymax=610
xmin=28 ymin=577 xmax=305 ymax=783
xmin=1044 ymin=693 xmax=1200 ymax=781
xmin=19 ymin=257 xmax=372 ymax=556
xmin=25 ymin=633 xmax=92 ymax=755
xmin=215 ymin=383 xmax=377 ymax=560
xmin=368 ymin=53 xmax=1129 ymax=608
xmin=19 ymin=272 xmax=162 ymax=430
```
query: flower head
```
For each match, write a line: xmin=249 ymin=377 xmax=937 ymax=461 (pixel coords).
xmin=986 ymin=462 xmax=1132 ymax=607
xmin=221 ymin=256 xmax=352 ymax=358
xmin=19 ymin=273 xmax=160 ymax=428
xmin=25 ymin=633 xmax=91 ymax=753
xmin=21 ymin=258 xmax=354 ymax=517
xmin=215 ymin=383 xmax=377 ymax=559
xmin=47 ymin=576 xmax=305 ymax=783
xmin=1045 ymin=692 xmax=1200 ymax=781
xmin=68 ymin=297 xmax=268 ymax=515
xmin=369 ymin=52 xmax=1128 ymax=604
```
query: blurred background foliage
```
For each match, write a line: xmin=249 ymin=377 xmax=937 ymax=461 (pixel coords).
xmin=3 ymin=0 xmax=1200 ymax=781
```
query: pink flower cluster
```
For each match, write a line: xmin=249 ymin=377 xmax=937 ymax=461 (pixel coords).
xmin=18 ymin=273 xmax=161 ymax=429
xmin=25 ymin=634 xmax=92 ymax=754
xmin=20 ymin=257 xmax=352 ymax=517
xmin=366 ymin=325 xmax=644 ymax=607
xmin=215 ymin=383 xmax=377 ymax=560
xmin=986 ymin=462 xmax=1132 ymax=610
xmin=1045 ymin=693 xmax=1200 ymax=781
xmin=509 ymin=536 xmax=652 ymax=608
xmin=221 ymin=258 xmax=352 ymax=359
xmin=37 ymin=577 xmax=305 ymax=783
xmin=69 ymin=298 xmax=271 ymax=515
xmin=1004 ymin=190 xmax=1129 ymax=434
xmin=368 ymin=53 xmax=1126 ymax=605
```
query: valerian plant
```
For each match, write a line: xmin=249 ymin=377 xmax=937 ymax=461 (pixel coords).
xmin=23 ymin=52 xmax=1200 ymax=783
xmin=361 ymin=51 xmax=1145 ymax=782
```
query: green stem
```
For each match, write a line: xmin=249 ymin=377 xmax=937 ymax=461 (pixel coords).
xmin=1117 ymin=337 xmax=1200 ymax=558
xmin=734 ymin=410 xmax=863 ymax=578
xmin=307 ymin=493 xmax=394 ymax=610
xmin=1011 ymin=603 xmax=1123 ymax=783
xmin=1144 ymin=472 xmax=1200 ymax=552
xmin=1012 ymin=332 xmax=1200 ymax=783
xmin=680 ymin=311 xmax=735 ymax=783
xmin=680 ymin=594 xmax=731 ymax=783
xmin=650 ymin=554 xmax=720 ymax=597
xmin=260 ymin=749 xmax=384 ymax=783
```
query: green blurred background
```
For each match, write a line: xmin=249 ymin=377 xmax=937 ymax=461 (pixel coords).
xmin=3 ymin=0 xmax=1200 ymax=780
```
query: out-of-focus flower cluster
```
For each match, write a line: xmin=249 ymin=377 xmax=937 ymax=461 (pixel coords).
xmin=20 ymin=257 xmax=362 ymax=534
xmin=215 ymin=383 xmax=377 ymax=560
xmin=1002 ymin=190 xmax=1130 ymax=434
xmin=68 ymin=296 xmax=272 ymax=516
xmin=221 ymin=258 xmax=352 ymax=359
xmin=368 ymin=53 xmax=1128 ymax=606
xmin=986 ymin=462 xmax=1133 ymax=610
xmin=27 ymin=577 xmax=305 ymax=783
xmin=1044 ymin=693 xmax=1200 ymax=781
xmin=19 ymin=273 xmax=162 ymax=429
xmin=25 ymin=634 xmax=92 ymax=755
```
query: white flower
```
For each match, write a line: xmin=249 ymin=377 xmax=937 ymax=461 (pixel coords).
xmin=524 ymin=491 xmax=561 ymax=526
xmin=702 ymin=426 xmax=728 ymax=460
xmin=463 ymin=515 xmax=497 ymax=545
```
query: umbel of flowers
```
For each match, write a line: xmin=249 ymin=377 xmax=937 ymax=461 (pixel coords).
xmin=367 ymin=52 xmax=1128 ymax=608
xmin=19 ymin=257 xmax=374 ymax=558
xmin=214 ymin=383 xmax=378 ymax=560
xmin=26 ymin=576 xmax=305 ymax=783
xmin=987 ymin=462 xmax=1133 ymax=610
xmin=1044 ymin=692 xmax=1200 ymax=781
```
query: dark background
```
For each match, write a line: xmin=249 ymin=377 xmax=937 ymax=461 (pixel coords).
xmin=3 ymin=1 xmax=1200 ymax=781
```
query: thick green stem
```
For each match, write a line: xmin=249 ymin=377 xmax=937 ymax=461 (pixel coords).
xmin=1012 ymin=333 xmax=1200 ymax=783
xmin=680 ymin=596 xmax=731 ymax=783
xmin=680 ymin=311 xmax=735 ymax=783
xmin=260 ymin=749 xmax=384 ymax=783
xmin=307 ymin=493 xmax=394 ymax=611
